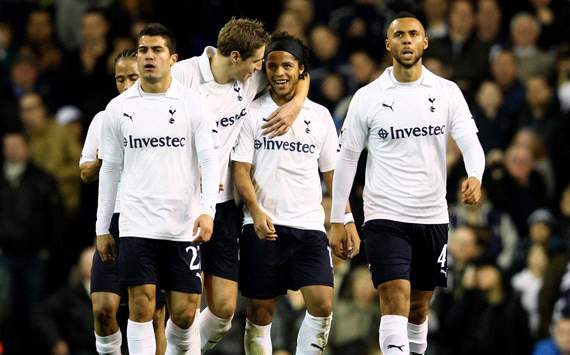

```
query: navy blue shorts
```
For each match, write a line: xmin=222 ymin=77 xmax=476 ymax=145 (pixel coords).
xmin=201 ymin=200 xmax=242 ymax=281
xmin=239 ymin=224 xmax=333 ymax=299
xmin=363 ymin=219 xmax=448 ymax=291
xmin=91 ymin=214 xmax=167 ymax=307
xmin=119 ymin=237 xmax=202 ymax=294
xmin=91 ymin=213 xmax=121 ymax=295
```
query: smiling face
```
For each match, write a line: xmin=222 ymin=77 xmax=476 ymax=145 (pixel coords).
xmin=265 ymin=50 xmax=304 ymax=103
xmin=137 ymin=35 xmax=177 ymax=84
xmin=232 ymin=46 xmax=265 ymax=83
xmin=386 ymin=17 xmax=428 ymax=69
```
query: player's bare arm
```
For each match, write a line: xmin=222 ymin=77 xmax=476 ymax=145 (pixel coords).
xmin=232 ymin=161 xmax=277 ymax=240
xmin=323 ymin=170 xmax=360 ymax=259
xmin=192 ymin=214 xmax=214 ymax=243
xmin=262 ymin=73 xmax=310 ymax=137
xmin=79 ymin=158 xmax=102 ymax=184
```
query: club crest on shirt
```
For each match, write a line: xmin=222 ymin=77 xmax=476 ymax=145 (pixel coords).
xmin=168 ymin=107 xmax=176 ymax=124
xmin=428 ymin=97 xmax=436 ymax=112
xmin=304 ymin=119 xmax=311 ymax=134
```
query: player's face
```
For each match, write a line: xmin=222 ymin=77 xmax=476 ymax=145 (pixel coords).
xmin=265 ymin=51 xmax=303 ymax=101
xmin=386 ymin=18 xmax=428 ymax=69
xmin=233 ymin=46 xmax=265 ymax=82
xmin=114 ymin=58 xmax=139 ymax=94
xmin=137 ymin=35 xmax=177 ymax=84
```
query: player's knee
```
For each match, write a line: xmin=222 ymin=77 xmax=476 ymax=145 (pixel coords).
xmin=170 ymin=303 xmax=197 ymax=329
xmin=247 ymin=302 xmax=275 ymax=326
xmin=378 ymin=282 xmax=410 ymax=314
xmin=92 ymin=301 xmax=118 ymax=328
xmin=307 ymin=299 xmax=332 ymax=317
xmin=129 ymin=292 xmax=155 ymax=321
xmin=409 ymin=300 xmax=429 ymax=324
xmin=210 ymin=298 xmax=236 ymax=320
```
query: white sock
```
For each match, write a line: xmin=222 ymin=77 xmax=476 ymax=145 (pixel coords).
xmin=165 ymin=318 xmax=196 ymax=355
xmin=295 ymin=311 xmax=332 ymax=354
xmin=95 ymin=330 xmax=122 ymax=355
xmin=200 ymin=307 xmax=233 ymax=352
xmin=127 ymin=319 xmax=156 ymax=355
xmin=189 ymin=309 xmax=201 ymax=355
xmin=379 ymin=315 xmax=409 ymax=355
xmin=408 ymin=319 xmax=428 ymax=355
xmin=244 ymin=319 xmax=272 ymax=355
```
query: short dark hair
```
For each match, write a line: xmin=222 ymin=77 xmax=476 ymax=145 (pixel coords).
xmin=393 ymin=11 xmax=418 ymax=20
xmin=265 ymin=31 xmax=310 ymax=78
xmin=217 ymin=17 xmax=269 ymax=59
xmin=137 ymin=23 xmax=176 ymax=54
xmin=114 ymin=48 xmax=137 ymax=66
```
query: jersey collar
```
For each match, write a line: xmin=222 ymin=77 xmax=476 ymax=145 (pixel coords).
xmin=379 ymin=65 xmax=437 ymax=90
xmin=198 ymin=46 xmax=217 ymax=83
xmin=126 ymin=79 xmax=184 ymax=99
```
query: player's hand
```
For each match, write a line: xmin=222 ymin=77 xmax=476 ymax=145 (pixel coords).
xmin=461 ymin=177 xmax=481 ymax=205
xmin=96 ymin=234 xmax=117 ymax=264
xmin=52 ymin=340 xmax=70 ymax=355
xmin=261 ymin=98 xmax=301 ymax=138
xmin=344 ymin=222 xmax=361 ymax=258
xmin=193 ymin=214 xmax=214 ymax=243
xmin=251 ymin=207 xmax=277 ymax=240
xmin=329 ymin=223 xmax=353 ymax=260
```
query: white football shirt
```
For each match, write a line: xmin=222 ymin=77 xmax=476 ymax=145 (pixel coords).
xmin=80 ymin=110 xmax=120 ymax=213
xmin=172 ymin=46 xmax=265 ymax=203
xmin=99 ymin=79 xmax=216 ymax=241
xmin=231 ymin=93 xmax=338 ymax=232
xmin=340 ymin=66 xmax=478 ymax=224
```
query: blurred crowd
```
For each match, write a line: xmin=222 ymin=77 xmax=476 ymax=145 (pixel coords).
xmin=1 ymin=0 xmax=570 ymax=354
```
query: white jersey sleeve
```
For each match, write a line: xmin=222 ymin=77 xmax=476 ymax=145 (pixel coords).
xmin=318 ymin=109 xmax=338 ymax=173
xmin=171 ymin=59 xmax=195 ymax=88
xmin=191 ymin=94 xmax=217 ymax=153
xmin=79 ymin=111 xmax=104 ymax=165
xmin=230 ymin=109 xmax=256 ymax=164
xmin=340 ymin=91 xmax=369 ymax=153
xmin=99 ymin=105 xmax=124 ymax=164
xmin=448 ymin=83 xmax=478 ymax=140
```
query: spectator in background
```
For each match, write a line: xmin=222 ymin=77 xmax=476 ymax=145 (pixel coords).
xmin=318 ymin=72 xmax=346 ymax=116
xmin=555 ymin=44 xmax=570 ymax=114
xmin=533 ymin=306 xmax=570 ymax=355
xmin=512 ymin=244 xmax=549 ymax=338
xmin=476 ymin=0 xmax=504 ymax=46
xmin=275 ymin=11 xmax=307 ymax=42
xmin=58 ymin=8 xmax=115 ymax=121
xmin=512 ymin=128 xmax=556 ymax=201
xmin=510 ymin=13 xmax=553 ymax=82
xmin=423 ymin=56 xmax=449 ymax=79
xmin=348 ymin=49 xmax=380 ymax=90
xmin=486 ymin=143 xmax=549 ymax=236
xmin=445 ymin=261 xmax=532 ymax=355
xmin=34 ymin=246 xmax=96 ymax=355
xmin=55 ymin=0 xmax=113 ymax=50
xmin=309 ymin=25 xmax=351 ymax=88
xmin=490 ymin=49 xmax=526 ymax=134
xmin=528 ymin=0 xmax=570 ymax=50
xmin=0 ymin=132 xmax=63 ymax=354
xmin=328 ymin=0 xmax=388 ymax=55
xmin=420 ymin=0 xmax=448 ymax=40
xmin=0 ymin=21 xmax=15 ymax=90
xmin=329 ymin=266 xmax=378 ymax=355
xmin=561 ymin=185 xmax=570 ymax=247
xmin=473 ymin=80 xmax=510 ymax=153
xmin=19 ymin=92 xmax=81 ymax=216
xmin=284 ymin=0 xmax=314 ymax=33
xmin=428 ymin=0 xmax=489 ymax=99
xmin=271 ymin=291 xmax=306 ymax=355
xmin=450 ymin=182 xmax=519 ymax=271
xmin=20 ymin=9 xmax=62 ymax=77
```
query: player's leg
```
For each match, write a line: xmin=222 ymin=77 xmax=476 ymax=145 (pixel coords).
xmin=92 ymin=292 xmax=122 ymax=355
xmin=200 ymin=200 xmax=241 ymax=351
xmin=408 ymin=290 xmax=432 ymax=355
xmin=92 ymin=213 xmax=123 ymax=355
xmin=297 ymin=285 xmax=333 ymax=354
xmin=363 ymin=219 xmax=413 ymax=355
xmin=165 ymin=290 xmax=200 ymax=355
xmin=406 ymin=223 xmax=448 ymax=355
xmin=244 ymin=298 xmax=277 ymax=355
xmin=239 ymin=224 xmax=282 ymax=355
xmin=120 ymin=237 xmax=160 ymax=355
xmin=152 ymin=294 xmax=167 ymax=355
xmin=200 ymin=275 xmax=237 ymax=351
xmin=291 ymin=228 xmax=335 ymax=354
xmin=163 ymin=240 xmax=203 ymax=354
